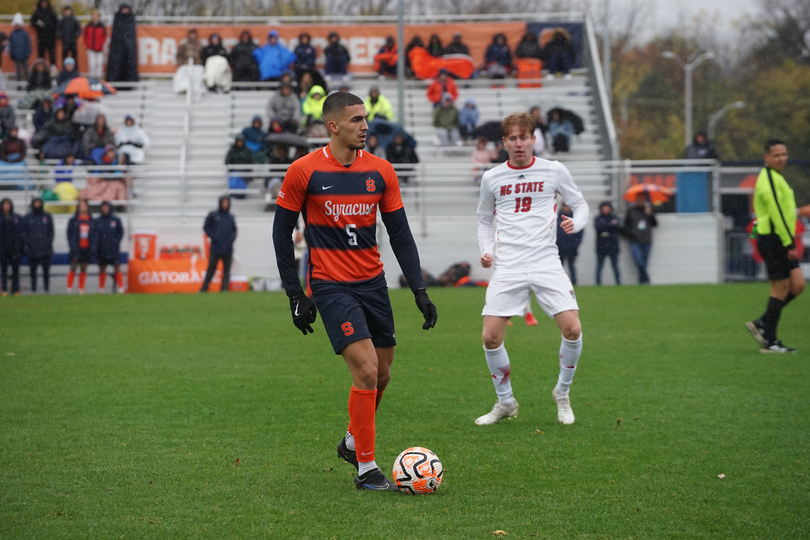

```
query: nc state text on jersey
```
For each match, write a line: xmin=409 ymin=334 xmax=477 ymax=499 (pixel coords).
xmin=500 ymin=181 xmax=545 ymax=196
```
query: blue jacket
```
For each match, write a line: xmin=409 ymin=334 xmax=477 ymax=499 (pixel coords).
xmin=253 ymin=43 xmax=296 ymax=81
xmin=9 ymin=28 xmax=32 ymax=61
xmin=594 ymin=212 xmax=621 ymax=255
xmin=23 ymin=201 xmax=54 ymax=258
xmin=67 ymin=211 xmax=96 ymax=257
xmin=293 ymin=43 xmax=316 ymax=71
xmin=485 ymin=43 xmax=511 ymax=67
xmin=0 ymin=205 xmax=24 ymax=257
xmin=204 ymin=197 xmax=237 ymax=255
xmin=556 ymin=211 xmax=583 ymax=258
xmin=94 ymin=208 xmax=123 ymax=262
xmin=458 ymin=101 xmax=479 ymax=133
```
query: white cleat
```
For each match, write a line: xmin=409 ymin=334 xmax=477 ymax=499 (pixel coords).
xmin=475 ymin=400 xmax=519 ymax=425
xmin=552 ymin=385 xmax=575 ymax=424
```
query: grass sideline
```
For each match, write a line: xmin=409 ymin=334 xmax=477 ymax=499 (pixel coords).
xmin=0 ymin=284 xmax=808 ymax=539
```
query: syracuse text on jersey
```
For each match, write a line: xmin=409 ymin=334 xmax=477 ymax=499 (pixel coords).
xmin=323 ymin=201 xmax=377 ymax=222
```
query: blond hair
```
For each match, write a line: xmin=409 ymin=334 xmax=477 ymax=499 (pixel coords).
xmin=501 ymin=112 xmax=536 ymax=138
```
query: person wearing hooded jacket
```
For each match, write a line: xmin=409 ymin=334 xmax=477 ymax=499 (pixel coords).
xmin=23 ymin=198 xmax=54 ymax=293
xmin=324 ymin=31 xmax=351 ymax=75
xmin=84 ymin=10 xmax=107 ymax=78
xmin=115 ymin=114 xmax=150 ymax=164
xmin=266 ymin=81 xmax=301 ymax=132
xmin=106 ymin=4 xmax=139 ymax=83
xmin=229 ymin=30 xmax=260 ymax=83
xmin=31 ymin=0 xmax=58 ymax=68
xmin=484 ymin=34 xmax=512 ymax=78
xmin=0 ymin=198 xmax=24 ymax=296
xmin=253 ymin=30 xmax=296 ymax=82
xmin=201 ymin=197 xmax=237 ymax=292
xmin=540 ymin=28 xmax=575 ymax=79
xmin=364 ymin=85 xmax=392 ymax=121
xmin=293 ymin=33 xmax=316 ymax=76
xmin=301 ymin=85 xmax=326 ymax=126
xmin=9 ymin=13 xmax=32 ymax=81
xmin=66 ymin=199 xmax=94 ymax=295
xmin=94 ymin=201 xmax=124 ymax=293
xmin=57 ymin=5 xmax=82 ymax=63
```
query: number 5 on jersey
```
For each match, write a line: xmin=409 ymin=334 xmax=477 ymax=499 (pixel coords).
xmin=345 ymin=224 xmax=358 ymax=246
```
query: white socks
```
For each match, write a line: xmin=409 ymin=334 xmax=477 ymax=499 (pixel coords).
xmin=345 ymin=430 xmax=355 ymax=451
xmin=484 ymin=343 xmax=514 ymax=404
xmin=557 ymin=334 xmax=582 ymax=395
xmin=358 ymin=460 xmax=378 ymax=476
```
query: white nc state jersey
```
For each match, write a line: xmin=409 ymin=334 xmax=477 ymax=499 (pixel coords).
xmin=477 ymin=157 xmax=588 ymax=272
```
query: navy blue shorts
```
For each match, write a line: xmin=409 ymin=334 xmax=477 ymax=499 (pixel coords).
xmin=72 ymin=248 xmax=91 ymax=265
xmin=311 ymin=275 xmax=397 ymax=355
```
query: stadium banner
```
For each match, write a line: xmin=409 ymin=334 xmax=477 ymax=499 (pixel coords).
xmin=128 ymin=256 xmax=223 ymax=293
xmin=0 ymin=21 xmax=525 ymax=75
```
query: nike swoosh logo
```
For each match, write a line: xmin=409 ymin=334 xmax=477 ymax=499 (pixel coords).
xmin=294 ymin=303 xmax=301 ymax=317
xmin=321 ymin=185 xmax=333 ymax=190
xmin=360 ymin=452 xmax=372 ymax=457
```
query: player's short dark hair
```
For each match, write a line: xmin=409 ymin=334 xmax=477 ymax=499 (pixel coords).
xmin=764 ymin=138 xmax=786 ymax=153
xmin=501 ymin=112 xmax=536 ymax=138
xmin=322 ymin=92 xmax=364 ymax=122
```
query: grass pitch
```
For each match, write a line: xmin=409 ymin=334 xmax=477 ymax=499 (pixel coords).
xmin=0 ymin=284 xmax=808 ymax=539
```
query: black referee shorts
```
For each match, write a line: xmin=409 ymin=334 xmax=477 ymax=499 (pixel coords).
xmin=757 ymin=234 xmax=799 ymax=281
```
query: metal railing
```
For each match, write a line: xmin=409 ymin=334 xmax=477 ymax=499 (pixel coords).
xmin=583 ymin=14 xmax=618 ymax=162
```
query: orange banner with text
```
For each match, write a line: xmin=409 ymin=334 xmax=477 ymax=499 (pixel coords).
xmin=1 ymin=21 xmax=525 ymax=75
xmin=128 ymin=256 xmax=223 ymax=293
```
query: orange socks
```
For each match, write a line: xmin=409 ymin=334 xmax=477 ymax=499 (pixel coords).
xmin=99 ymin=272 xmax=107 ymax=289
xmin=67 ymin=271 xmax=75 ymax=288
xmin=347 ymin=387 xmax=386 ymax=448
xmin=348 ymin=387 xmax=377 ymax=463
xmin=78 ymin=272 xmax=86 ymax=291
xmin=115 ymin=272 xmax=124 ymax=289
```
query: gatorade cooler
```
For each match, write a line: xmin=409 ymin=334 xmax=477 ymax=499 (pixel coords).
xmin=229 ymin=275 xmax=250 ymax=292
xmin=133 ymin=229 xmax=157 ymax=260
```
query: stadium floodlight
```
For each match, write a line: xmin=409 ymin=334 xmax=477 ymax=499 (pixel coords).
xmin=708 ymin=101 xmax=745 ymax=141
xmin=661 ymin=50 xmax=716 ymax=147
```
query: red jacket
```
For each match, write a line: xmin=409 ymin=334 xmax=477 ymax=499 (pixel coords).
xmin=84 ymin=22 xmax=107 ymax=52
xmin=427 ymin=77 xmax=458 ymax=104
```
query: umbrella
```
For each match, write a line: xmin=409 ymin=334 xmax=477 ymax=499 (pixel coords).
xmin=470 ymin=121 xmax=503 ymax=142
xmin=367 ymin=119 xmax=416 ymax=149
xmin=623 ymin=183 xmax=673 ymax=204
xmin=265 ymin=132 xmax=312 ymax=148
xmin=54 ymin=77 xmax=117 ymax=99
xmin=547 ymin=107 xmax=585 ymax=135
xmin=71 ymin=101 xmax=115 ymax=126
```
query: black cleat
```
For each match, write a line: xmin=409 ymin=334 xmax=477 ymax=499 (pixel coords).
xmin=761 ymin=340 xmax=797 ymax=354
xmin=336 ymin=437 xmax=358 ymax=470
xmin=745 ymin=320 xmax=767 ymax=347
xmin=354 ymin=468 xmax=401 ymax=492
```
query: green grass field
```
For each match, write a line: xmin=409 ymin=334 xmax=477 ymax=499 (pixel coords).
xmin=1 ymin=284 xmax=808 ymax=539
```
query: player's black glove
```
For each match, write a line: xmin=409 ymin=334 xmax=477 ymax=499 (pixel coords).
xmin=289 ymin=293 xmax=317 ymax=335
xmin=414 ymin=289 xmax=437 ymax=330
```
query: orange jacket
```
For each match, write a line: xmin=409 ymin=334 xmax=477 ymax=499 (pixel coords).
xmin=426 ymin=77 xmax=458 ymax=104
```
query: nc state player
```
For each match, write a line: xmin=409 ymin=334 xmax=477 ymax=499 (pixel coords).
xmin=272 ymin=92 xmax=437 ymax=492
xmin=475 ymin=112 xmax=589 ymax=426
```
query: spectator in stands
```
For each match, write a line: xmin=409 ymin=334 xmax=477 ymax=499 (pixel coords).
xmin=301 ymin=85 xmax=327 ymax=127
xmin=624 ymin=192 xmax=657 ymax=284
xmin=530 ymin=106 xmax=548 ymax=136
xmin=9 ymin=14 xmax=32 ymax=82
xmin=427 ymin=35 xmax=444 ymax=57
xmin=427 ymin=70 xmax=458 ymax=107
xmin=229 ymin=30 xmax=260 ymax=84
xmin=594 ymin=201 xmax=621 ymax=285
xmin=84 ymin=10 xmax=107 ymax=79
xmin=541 ymin=28 xmax=575 ymax=80
xmin=324 ymin=31 xmax=350 ymax=76
xmin=55 ymin=151 xmax=77 ymax=183
xmin=0 ymin=93 xmax=16 ymax=138
xmin=83 ymin=114 xmax=115 ymax=158
xmin=530 ymin=107 xmax=546 ymax=156
xmin=33 ymin=97 xmax=53 ymax=132
xmin=484 ymin=34 xmax=512 ymax=79
xmin=268 ymin=118 xmax=284 ymax=135
xmin=173 ymin=28 xmax=204 ymax=95
xmin=27 ymin=58 xmax=51 ymax=92
xmin=684 ymin=131 xmax=718 ymax=160
xmin=201 ymin=196 xmax=237 ymax=293
xmin=95 ymin=201 xmax=124 ymax=293
xmin=386 ymin=133 xmax=419 ymax=166
xmin=106 ymin=4 xmax=139 ymax=83
xmin=201 ymin=33 xmax=232 ymax=93
xmin=433 ymin=93 xmax=461 ymax=146
xmin=201 ymin=32 xmax=225 ymax=65
xmin=365 ymin=134 xmax=386 ymax=160
xmin=556 ymin=204 xmax=583 ymax=284
xmin=241 ymin=115 xmax=266 ymax=155
xmin=66 ymin=199 xmax=93 ymax=294
xmin=225 ymin=134 xmax=255 ymax=166
xmin=0 ymin=33 xmax=6 ymax=92
xmin=32 ymin=107 xmax=76 ymax=160
xmin=443 ymin=33 xmax=469 ymax=56
xmin=365 ymin=85 xmax=393 ymax=121
xmin=57 ymin=57 xmax=79 ymax=85
xmin=115 ymin=114 xmax=150 ymax=164
xmin=471 ymin=136 xmax=494 ymax=184
xmin=58 ymin=94 xmax=80 ymax=120
xmin=31 ymin=0 xmax=58 ymax=70
xmin=405 ymin=36 xmax=424 ymax=77
xmin=376 ymin=36 xmax=398 ymax=77
xmin=458 ymin=98 xmax=479 ymax=140
xmin=549 ymin=109 xmax=575 ymax=153
xmin=0 ymin=198 xmax=23 ymax=296
xmin=254 ymin=30 xmax=296 ymax=82
xmin=516 ymin=30 xmax=541 ymax=60
xmin=294 ymin=33 xmax=316 ymax=76
xmin=0 ymin=127 xmax=27 ymax=163
xmin=57 ymin=5 xmax=81 ymax=63
xmin=492 ymin=140 xmax=508 ymax=163
xmin=266 ymin=81 xmax=301 ymax=133
xmin=23 ymin=197 xmax=54 ymax=294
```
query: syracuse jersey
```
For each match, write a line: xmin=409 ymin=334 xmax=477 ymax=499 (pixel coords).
xmin=477 ymin=156 xmax=588 ymax=272
xmin=277 ymin=145 xmax=404 ymax=284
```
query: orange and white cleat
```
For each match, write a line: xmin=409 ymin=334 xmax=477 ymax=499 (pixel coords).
xmin=524 ymin=312 xmax=539 ymax=326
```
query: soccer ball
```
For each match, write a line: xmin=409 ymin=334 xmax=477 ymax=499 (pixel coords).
xmin=392 ymin=447 xmax=443 ymax=494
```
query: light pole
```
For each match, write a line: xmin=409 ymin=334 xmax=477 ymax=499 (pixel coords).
xmin=708 ymin=101 xmax=745 ymax=141
xmin=661 ymin=50 xmax=715 ymax=148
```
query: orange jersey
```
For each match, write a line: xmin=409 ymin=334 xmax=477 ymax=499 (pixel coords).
xmin=277 ymin=145 xmax=404 ymax=284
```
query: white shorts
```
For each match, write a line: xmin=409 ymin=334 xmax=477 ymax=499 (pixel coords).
xmin=482 ymin=266 xmax=578 ymax=318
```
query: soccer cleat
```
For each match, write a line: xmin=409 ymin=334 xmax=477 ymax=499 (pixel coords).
xmin=354 ymin=468 xmax=401 ymax=492
xmin=336 ymin=437 xmax=358 ymax=470
xmin=745 ymin=320 xmax=767 ymax=347
xmin=760 ymin=340 xmax=797 ymax=354
xmin=552 ymin=385 xmax=575 ymax=424
xmin=474 ymin=400 xmax=519 ymax=425
xmin=524 ymin=312 xmax=539 ymax=326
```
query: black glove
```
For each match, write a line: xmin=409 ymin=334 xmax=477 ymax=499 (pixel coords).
xmin=414 ymin=289 xmax=437 ymax=330
xmin=290 ymin=293 xmax=317 ymax=335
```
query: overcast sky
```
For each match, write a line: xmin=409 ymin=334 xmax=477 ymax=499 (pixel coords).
xmin=643 ymin=0 xmax=761 ymax=33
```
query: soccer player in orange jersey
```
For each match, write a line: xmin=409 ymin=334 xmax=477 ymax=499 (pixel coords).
xmin=272 ymin=92 xmax=438 ymax=492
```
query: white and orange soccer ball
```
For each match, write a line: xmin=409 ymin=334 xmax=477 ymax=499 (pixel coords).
xmin=392 ymin=447 xmax=443 ymax=494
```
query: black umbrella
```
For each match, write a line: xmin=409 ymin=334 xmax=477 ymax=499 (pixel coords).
xmin=367 ymin=119 xmax=417 ymax=149
xmin=471 ymin=121 xmax=503 ymax=142
xmin=547 ymin=108 xmax=585 ymax=135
